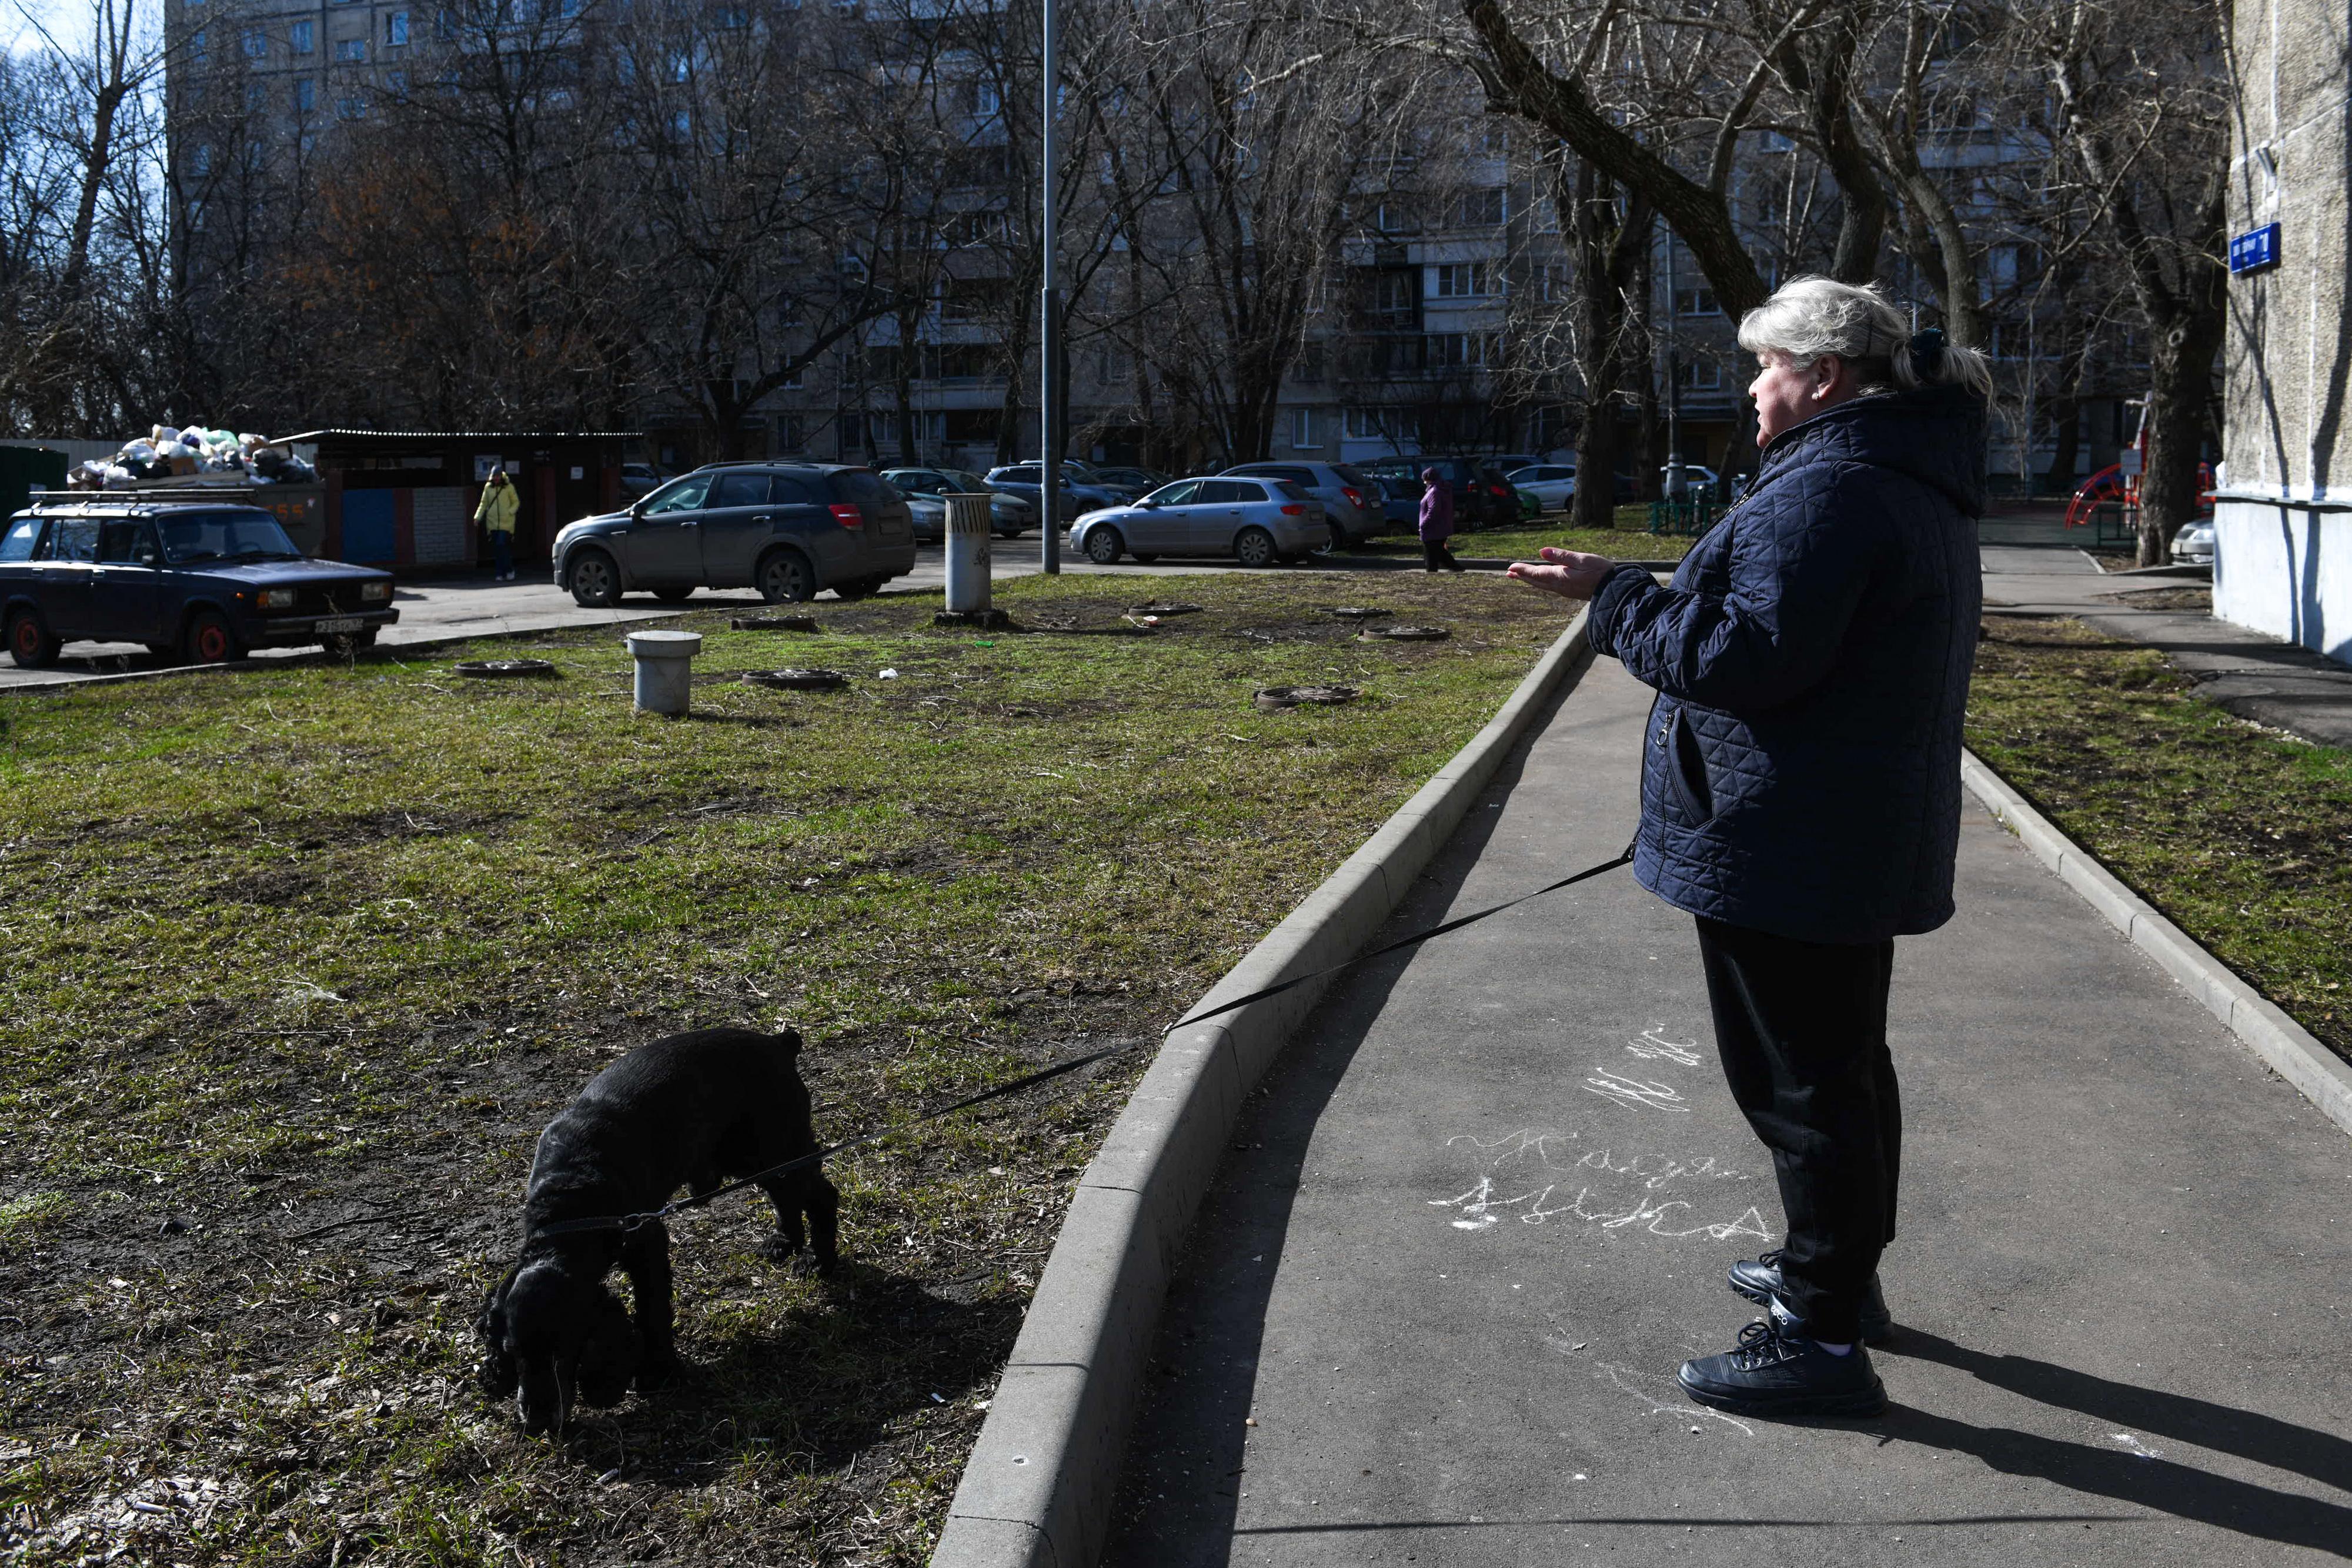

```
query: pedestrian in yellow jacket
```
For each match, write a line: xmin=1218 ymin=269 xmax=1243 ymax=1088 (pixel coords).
xmin=477 ymin=470 xmax=520 ymax=581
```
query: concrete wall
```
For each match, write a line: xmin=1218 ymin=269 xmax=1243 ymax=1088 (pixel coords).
xmin=2221 ymin=0 xmax=2352 ymax=664
xmin=2214 ymin=499 xmax=2352 ymax=661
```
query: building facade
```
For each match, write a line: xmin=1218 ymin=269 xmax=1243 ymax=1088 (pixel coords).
xmin=2217 ymin=0 xmax=2352 ymax=665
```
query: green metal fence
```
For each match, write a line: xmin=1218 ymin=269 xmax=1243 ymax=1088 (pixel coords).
xmin=1646 ymin=498 xmax=1724 ymax=536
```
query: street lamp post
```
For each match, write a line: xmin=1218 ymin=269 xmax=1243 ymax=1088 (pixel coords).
xmin=1037 ymin=0 xmax=1061 ymax=573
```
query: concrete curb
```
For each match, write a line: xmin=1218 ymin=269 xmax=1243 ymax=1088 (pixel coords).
xmin=931 ymin=610 xmax=1598 ymax=1568
xmin=1960 ymin=749 xmax=2352 ymax=1139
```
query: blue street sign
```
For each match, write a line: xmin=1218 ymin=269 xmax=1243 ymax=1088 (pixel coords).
xmin=2229 ymin=222 xmax=2281 ymax=275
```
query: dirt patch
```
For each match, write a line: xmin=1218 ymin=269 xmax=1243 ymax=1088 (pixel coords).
xmin=2103 ymin=585 xmax=2213 ymax=613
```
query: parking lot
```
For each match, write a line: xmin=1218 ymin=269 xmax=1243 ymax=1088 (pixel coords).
xmin=0 ymin=540 xmax=1466 ymax=691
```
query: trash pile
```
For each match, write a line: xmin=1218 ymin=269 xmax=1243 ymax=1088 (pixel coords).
xmin=66 ymin=425 xmax=318 ymax=490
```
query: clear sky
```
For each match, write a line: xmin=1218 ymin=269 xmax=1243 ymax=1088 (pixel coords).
xmin=7 ymin=0 xmax=112 ymax=55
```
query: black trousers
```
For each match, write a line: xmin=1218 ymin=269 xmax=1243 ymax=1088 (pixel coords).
xmin=1422 ymin=538 xmax=1463 ymax=571
xmin=1693 ymin=915 xmax=1899 ymax=1342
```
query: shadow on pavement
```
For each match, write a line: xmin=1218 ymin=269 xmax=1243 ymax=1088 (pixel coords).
xmin=1811 ymin=1329 xmax=2352 ymax=1558
xmin=1101 ymin=684 xmax=1566 ymax=1567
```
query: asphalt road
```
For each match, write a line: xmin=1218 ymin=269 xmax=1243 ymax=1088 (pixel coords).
xmin=1103 ymin=657 xmax=2352 ymax=1567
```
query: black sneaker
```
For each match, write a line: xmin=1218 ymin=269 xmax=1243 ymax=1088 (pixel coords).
xmin=1729 ymin=1249 xmax=1893 ymax=1343
xmin=1678 ymin=1317 xmax=1887 ymax=1418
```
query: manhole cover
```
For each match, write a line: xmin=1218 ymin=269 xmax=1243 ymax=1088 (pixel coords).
xmin=1326 ymin=606 xmax=1391 ymax=620
xmin=1361 ymin=624 xmax=1450 ymax=641
xmin=1130 ymin=601 xmax=1205 ymax=617
xmin=743 ymin=668 xmax=848 ymax=691
xmin=1254 ymin=684 xmax=1361 ymax=713
xmin=731 ymin=615 xmax=820 ymax=632
xmin=453 ymin=658 xmax=557 ymax=678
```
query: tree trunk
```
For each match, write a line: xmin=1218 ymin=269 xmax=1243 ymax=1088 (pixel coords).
xmin=2137 ymin=303 xmax=2225 ymax=563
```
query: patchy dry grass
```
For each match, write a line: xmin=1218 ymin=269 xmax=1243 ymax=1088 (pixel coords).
xmin=1967 ymin=614 xmax=2352 ymax=1065
xmin=0 ymin=570 xmax=1572 ymax=1566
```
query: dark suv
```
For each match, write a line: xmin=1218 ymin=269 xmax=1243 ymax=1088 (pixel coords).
xmin=1 ymin=499 xmax=397 ymax=667
xmin=1361 ymin=457 xmax=1522 ymax=530
xmin=550 ymin=463 xmax=918 ymax=606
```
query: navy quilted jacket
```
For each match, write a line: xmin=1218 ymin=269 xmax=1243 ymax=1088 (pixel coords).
xmin=1587 ymin=383 xmax=1985 ymax=944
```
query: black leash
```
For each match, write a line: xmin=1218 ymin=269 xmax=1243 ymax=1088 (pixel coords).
xmin=529 ymin=837 xmax=1637 ymax=1243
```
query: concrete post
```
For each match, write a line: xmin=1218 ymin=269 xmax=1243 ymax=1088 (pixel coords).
xmin=944 ymin=493 xmax=994 ymax=613
xmin=626 ymin=629 xmax=701 ymax=716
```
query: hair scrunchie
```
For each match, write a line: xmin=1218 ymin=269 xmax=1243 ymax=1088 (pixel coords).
xmin=1907 ymin=327 xmax=1947 ymax=380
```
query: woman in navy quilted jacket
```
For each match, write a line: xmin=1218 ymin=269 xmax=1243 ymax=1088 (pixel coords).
xmin=1510 ymin=277 xmax=1991 ymax=1419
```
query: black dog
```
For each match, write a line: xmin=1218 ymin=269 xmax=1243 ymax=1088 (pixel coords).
xmin=477 ymin=1027 xmax=840 ymax=1433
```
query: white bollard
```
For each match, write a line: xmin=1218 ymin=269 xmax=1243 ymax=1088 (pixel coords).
xmin=626 ymin=629 xmax=701 ymax=716
xmin=944 ymin=493 xmax=994 ymax=614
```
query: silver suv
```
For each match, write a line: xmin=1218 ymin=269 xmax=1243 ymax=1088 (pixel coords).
xmin=1221 ymin=460 xmax=1382 ymax=544
xmin=1071 ymin=476 xmax=1329 ymax=567
xmin=552 ymin=463 xmax=917 ymax=606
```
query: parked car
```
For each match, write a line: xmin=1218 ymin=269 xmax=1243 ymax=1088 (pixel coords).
xmin=1661 ymin=463 xmax=1722 ymax=500
xmin=1091 ymin=466 xmax=1169 ymax=494
xmin=1 ymin=499 xmax=397 ymax=667
xmin=880 ymin=467 xmax=1036 ymax=537
xmin=1360 ymin=457 xmax=1520 ymax=529
xmin=2170 ymin=516 xmax=2218 ymax=565
xmin=1071 ymin=476 xmax=1329 ymax=567
xmin=620 ymin=462 xmax=668 ymax=499
xmin=984 ymin=463 xmax=1127 ymax=522
xmin=552 ymin=462 xmax=917 ymax=607
xmin=1366 ymin=473 xmax=1421 ymax=531
xmin=1220 ymin=460 xmax=1381 ymax=544
xmin=1509 ymin=464 xmax=1578 ymax=512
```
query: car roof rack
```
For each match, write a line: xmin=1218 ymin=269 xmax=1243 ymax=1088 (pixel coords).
xmin=24 ymin=487 xmax=283 ymax=506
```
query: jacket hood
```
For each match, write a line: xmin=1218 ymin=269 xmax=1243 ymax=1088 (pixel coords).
xmin=1758 ymin=382 xmax=1987 ymax=518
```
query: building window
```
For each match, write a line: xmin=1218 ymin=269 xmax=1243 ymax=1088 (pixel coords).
xmin=1291 ymin=409 xmax=1317 ymax=450
xmin=293 ymin=78 xmax=316 ymax=112
xmin=337 ymin=96 xmax=365 ymax=119
xmin=1372 ymin=269 xmax=1416 ymax=324
xmin=188 ymin=28 xmax=206 ymax=59
xmin=1425 ymin=332 xmax=1497 ymax=370
xmin=240 ymin=26 xmax=265 ymax=57
xmin=386 ymin=9 xmax=409 ymax=44
xmin=1455 ymin=187 xmax=1505 ymax=227
xmin=1432 ymin=262 xmax=1490 ymax=299
xmin=335 ymin=38 xmax=367 ymax=60
xmin=714 ymin=4 xmax=749 ymax=26
xmin=1344 ymin=407 xmax=1418 ymax=443
xmin=436 ymin=7 xmax=456 ymax=38
xmin=1676 ymin=360 xmax=1723 ymax=390
xmin=1373 ymin=197 xmax=1417 ymax=235
xmin=189 ymin=143 xmax=212 ymax=176
xmin=290 ymin=19 xmax=314 ymax=51
xmin=245 ymin=82 xmax=267 ymax=112
xmin=385 ymin=69 xmax=407 ymax=92
xmin=1673 ymin=286 xmax=1720 ymax=317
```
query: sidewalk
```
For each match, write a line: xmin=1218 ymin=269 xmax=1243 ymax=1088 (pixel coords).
xmin=1102 ymin=657 xmax=2352 ymax=1566
xmin=1980 ymin=536 xmax=2352 ymax=749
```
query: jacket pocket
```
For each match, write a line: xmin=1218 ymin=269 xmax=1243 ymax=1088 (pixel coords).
xmin=1661 ymin=708 xmax=1715 ymax=823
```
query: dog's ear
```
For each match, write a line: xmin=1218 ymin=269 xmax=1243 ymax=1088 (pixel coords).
xmin=574 ymin=1288 xmax=638 ymax=1409
xmin=776 ymin=1027 xmax=803 ymax=1059
xmin=477 ymin=1264 xmax=522 ymax=1396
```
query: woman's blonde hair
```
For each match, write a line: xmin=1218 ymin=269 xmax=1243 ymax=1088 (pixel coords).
xmin=1736 ymin=276 xmax=1992 ymax=400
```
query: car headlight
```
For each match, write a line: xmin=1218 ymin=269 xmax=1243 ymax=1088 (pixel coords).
xmin=359 ymin=580 xmax=392 ymax=602
xmin=256 ymin=587 xmax=295 ymax=610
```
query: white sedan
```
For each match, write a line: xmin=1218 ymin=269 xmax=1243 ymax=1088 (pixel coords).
xmin=1508 ymin=464 xmax=1578 ymax=511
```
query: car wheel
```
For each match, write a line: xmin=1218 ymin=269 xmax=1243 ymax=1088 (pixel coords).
xmin=756 ymin=549 xmax=814 ymax=604
xmin=653 ymin=586 xmax=695 ymax=603
xmin=832 ymin=575 xmax=881 ymax=601
xmin=6 ymin=610 xmax=59 ymax=668
xmin=1234 ymin=527 xmax=1277 ymax=568
xmin=568 ymin=549 xmax=621 ymax=608
xmin=1084 ymin=527 xmax=1124 ymax=565
xmin=1131 ymin=552 xmax=1160 ymax=564
xmin=1322 ymin=523 xmax=1345 ymax=554
xmin=185 ymin=609 xmax=241 ymax=665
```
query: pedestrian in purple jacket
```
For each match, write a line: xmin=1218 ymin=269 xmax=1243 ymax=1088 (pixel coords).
xmin=1418 ymin=467 xmax=1463 ymax=573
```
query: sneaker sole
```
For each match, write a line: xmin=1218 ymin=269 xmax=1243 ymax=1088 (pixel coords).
xmin=1679 ymin=1372 xmax=1888 ymax=1419
xmin=1728 ymin=1274 xmax=1895 ymax=1346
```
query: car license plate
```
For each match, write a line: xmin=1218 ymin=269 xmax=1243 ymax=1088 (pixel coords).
xmin=315 ymin=616 xmax=365 ymax=633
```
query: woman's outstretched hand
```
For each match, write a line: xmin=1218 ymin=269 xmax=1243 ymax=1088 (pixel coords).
xmin=1506 ymin=547 xmax=1616 ymax=601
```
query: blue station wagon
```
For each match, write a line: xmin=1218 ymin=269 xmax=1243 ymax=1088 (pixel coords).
xmin=1 ymin=499 xmax=398 ymax=667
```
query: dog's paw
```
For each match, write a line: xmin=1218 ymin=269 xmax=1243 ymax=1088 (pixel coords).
xmin=635 ymin=1352 xmax=686 ymax=1389
xmin=755 ymin=1233 xmax=804 ymax=1265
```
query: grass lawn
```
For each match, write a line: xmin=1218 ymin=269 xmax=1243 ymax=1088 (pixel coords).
xmin=0 ymin=570 xmax=1573 ymax=1566
xmin=1967 ymin=614 xmax=2352 ymax=1065
xmin=1351 ymin=506 xmax=1698 ymax=563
